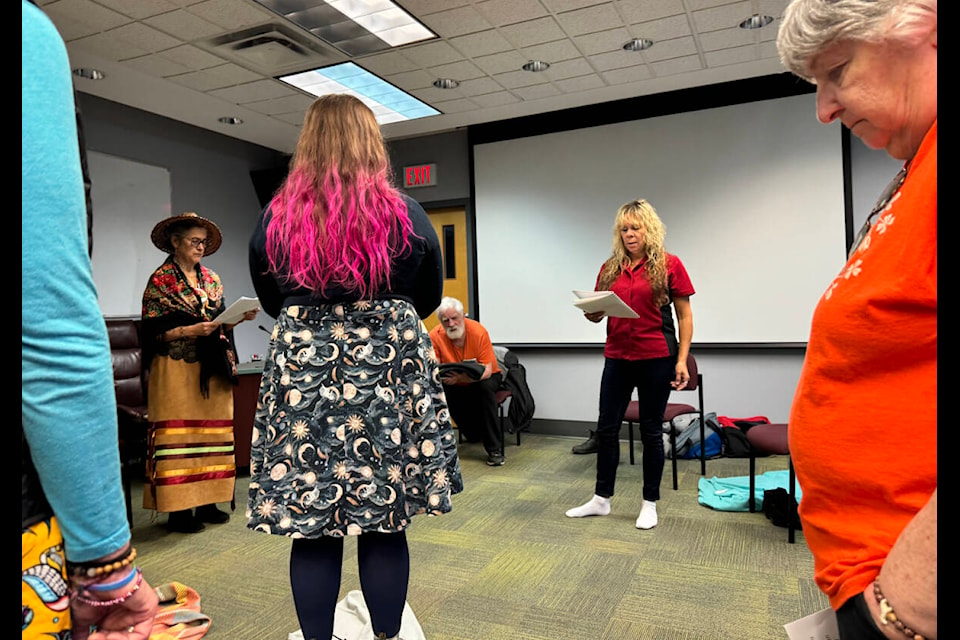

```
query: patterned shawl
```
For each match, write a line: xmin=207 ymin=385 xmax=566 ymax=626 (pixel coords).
xmin=141 ymin=257 xmax=238 ymax=396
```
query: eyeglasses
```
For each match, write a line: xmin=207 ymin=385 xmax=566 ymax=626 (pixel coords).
xmin=185 ymin=237 xmax=208 ymax=248
xmin=849 ymin=165 xmax=907 ymax=258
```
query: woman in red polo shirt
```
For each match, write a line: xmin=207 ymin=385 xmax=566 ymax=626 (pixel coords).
xmin=566 ymin=199 xmax=694 ymax=530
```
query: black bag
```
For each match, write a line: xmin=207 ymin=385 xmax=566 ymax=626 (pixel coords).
xmin=761 ymin=488 xmax=802 ymax=529
xmin=497 ymin=349 xmax=535 ymax=434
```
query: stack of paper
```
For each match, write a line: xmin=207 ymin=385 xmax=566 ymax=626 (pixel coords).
xmin=572 ymin=290 xmax=639 ymax=318
xmin=214 ymin=296 xmax=260 ymax=325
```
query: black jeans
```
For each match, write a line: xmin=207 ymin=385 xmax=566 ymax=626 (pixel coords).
xmin=443 ymin=372 xmax=503 ymax=454
xmin=595 ymin=357 xmax=674 ymax=502
xmin=836 ymin=593 xmax=886 ymax=639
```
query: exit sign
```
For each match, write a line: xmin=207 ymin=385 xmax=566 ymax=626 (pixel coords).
xmin=403 ymin=163 xmax=436 ymax=188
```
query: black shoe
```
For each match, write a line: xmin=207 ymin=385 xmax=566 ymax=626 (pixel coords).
xmin=195 ymin=504 xmax=230 ymax=524
xmin=572 ymin=431 xmax=598 ymax=454
xmin=486 ymin=451 xmax=505 ymax=466
xmin=166 ymin=509 xmax=205 ymax=533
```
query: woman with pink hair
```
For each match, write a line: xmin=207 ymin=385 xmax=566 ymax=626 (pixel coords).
xmin=247 ymin=94 xmax=462 ymax=640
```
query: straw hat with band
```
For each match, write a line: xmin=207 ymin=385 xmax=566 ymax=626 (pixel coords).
xmin=151 ymin=212 xmax=223 ymax=256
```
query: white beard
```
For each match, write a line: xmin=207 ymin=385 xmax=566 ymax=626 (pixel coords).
xmin=444 ymin=325 xmax=465 ymax=342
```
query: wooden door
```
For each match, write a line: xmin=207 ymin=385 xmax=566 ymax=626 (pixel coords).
xmin=425 ymin=207 xmax=469 ymax=332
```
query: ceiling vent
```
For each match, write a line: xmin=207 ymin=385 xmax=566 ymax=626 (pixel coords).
xmin=202 ymin=24 xmax=346 ymax=76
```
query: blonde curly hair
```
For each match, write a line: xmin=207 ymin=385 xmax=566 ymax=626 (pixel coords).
xmin=597 ymin=199 xmax=669 ymax=308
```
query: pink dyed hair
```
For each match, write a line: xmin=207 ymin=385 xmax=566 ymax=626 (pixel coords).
xmin=265 ymin=94 xmax=412 ymax=297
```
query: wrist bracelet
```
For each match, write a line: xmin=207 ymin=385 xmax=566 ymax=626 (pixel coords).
xmin=67 ymin=546 xmax=137 ymax=579
xmin=873 ymin=579 xmax=925 ymax=640
xmin=71 ymin=569 xmax=143 ymax=607
xmin=82 ymin=565 xmax=138 ymax=592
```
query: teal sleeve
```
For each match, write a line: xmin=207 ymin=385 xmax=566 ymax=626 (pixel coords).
xmin=21 ymin=0 xmax=130 ymax=562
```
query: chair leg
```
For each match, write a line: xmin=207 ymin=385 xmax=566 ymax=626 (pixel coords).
xmin=788 ymin=457 xmax=796 ymax=544
xmin=748 ymin=453 xmax=757 ymax=513
xmin=498 ymin=404 xmax=506 ymax=459
xmin=698 ymin=409 xmax=706 ymax=476
xmin=669 ymin=423 xmax=678 ymax=491
xmin=628 ymin=421 xmax=635 ymax=465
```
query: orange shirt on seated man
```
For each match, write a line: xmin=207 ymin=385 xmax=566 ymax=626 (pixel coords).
xmin=429 ymin=297 xmax=504 ymax=466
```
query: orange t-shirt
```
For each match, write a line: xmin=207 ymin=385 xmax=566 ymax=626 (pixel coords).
xmin=429 ymin=317 xmax=500 ymax=384
xmin=789 ymin=121 xmax=937 ymax=609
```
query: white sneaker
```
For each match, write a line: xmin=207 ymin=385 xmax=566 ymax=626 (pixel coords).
xmin=635 ymin=500 xmax=658 ymax=529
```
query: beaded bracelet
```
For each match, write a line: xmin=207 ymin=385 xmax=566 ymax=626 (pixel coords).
xmin=71 ymin=569 xmax=143 ymax=607
xmin=67 ymin=546 xmax=137 ymax=579
xmin=873 ymin=579 xmax=926 ymax=640
xmin=82 ymin=565 xmax=138 ymax=592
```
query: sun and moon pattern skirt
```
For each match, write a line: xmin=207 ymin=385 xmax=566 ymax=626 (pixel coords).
xmin=247 ymin=299 xmax=463 ymax=538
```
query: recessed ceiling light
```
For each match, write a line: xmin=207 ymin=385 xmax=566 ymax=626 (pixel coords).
xmin=218 ymin=116 xmax=243 ymax=125
xmin=739 ymin=14 xmax=774 ymax=29
xmin=433 ymin=78 xmax=460 ymax=89
xmin=622 ymin=38 xmax=654 ymax=52
xmin=522 ymin=60 xmax=550 ymax=72
xmin=72 ymin=68 xmax=105 ymax=80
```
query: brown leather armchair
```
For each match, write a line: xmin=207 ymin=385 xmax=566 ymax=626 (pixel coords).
xmin=105 ymin=318 xmax=149 ymax=526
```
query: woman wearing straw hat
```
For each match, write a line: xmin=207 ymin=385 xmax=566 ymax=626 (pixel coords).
xmin=141 ymin=212 xmax=258 ymax=533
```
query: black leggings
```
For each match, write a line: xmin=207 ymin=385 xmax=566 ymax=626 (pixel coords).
xmin=290 ymin=531 xmax=409 ymax=640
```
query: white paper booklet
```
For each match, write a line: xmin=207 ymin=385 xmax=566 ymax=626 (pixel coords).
xmin=572 ymin=290 xmax=639 ymax=319
xmin=215 ymin=296 xmax=260 ymax=325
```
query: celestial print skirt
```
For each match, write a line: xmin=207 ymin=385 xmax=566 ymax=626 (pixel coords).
xmin=247 ymin=299 xmax=463 ymax=537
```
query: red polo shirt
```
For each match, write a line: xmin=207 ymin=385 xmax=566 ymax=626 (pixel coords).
xmin=599 ymin=254 xmax=695 ymax=361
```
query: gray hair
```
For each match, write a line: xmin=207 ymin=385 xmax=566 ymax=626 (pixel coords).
xmin=777 ymin=0 xmax=937 ymax=80
xmin=436 ymin=296 xmax=464 ymax=320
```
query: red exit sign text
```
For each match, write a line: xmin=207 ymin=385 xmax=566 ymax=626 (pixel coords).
xmin=403 ymin=163 xmax=437 ymax=188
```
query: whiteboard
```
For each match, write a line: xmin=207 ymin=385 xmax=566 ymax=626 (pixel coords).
xmin=473 ymin=94 xmax=847 ymax=345
xmin=89 ymin=151 xmax=172 ymax=316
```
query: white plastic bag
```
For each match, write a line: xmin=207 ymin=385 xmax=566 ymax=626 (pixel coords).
xmin=287 ymin=590 xmax=426 ymax=640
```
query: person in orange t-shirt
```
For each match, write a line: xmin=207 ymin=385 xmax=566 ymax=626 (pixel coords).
xmin=778 ymin=2 xmax=936 ymax=639
xmin=429 ymin=297 xmax=505 ymax=466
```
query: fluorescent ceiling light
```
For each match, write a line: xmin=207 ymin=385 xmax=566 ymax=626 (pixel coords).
xmin=255 ymin=0 xmax=436 ymax=55
xmin=280 ymin=62 xmax=440 ymax=124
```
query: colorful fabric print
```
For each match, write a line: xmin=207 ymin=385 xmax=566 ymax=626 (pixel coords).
xmin=22 ymin=517 xmax=70 ymax=638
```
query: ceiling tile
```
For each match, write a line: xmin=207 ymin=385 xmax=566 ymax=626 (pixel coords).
xmin=475 ymin=0 xmax=549 ymax=27
xmin=685 ymin=0 xmax=744 ymax=8
xmin=705 ymin=44 xmax=758 ymax=67
xmin=143 ymin=8 xmax=224 ymax=41
xmin=419 ymin=5 xmax=492 ymax=38
xmin=494 ymin=69 xmax=551 ymax=89
xmin=209 ymin=78 xmax=295 ymax=102
xmin=473 ymin=50 xmax=529 ymax=75
xmin=574 ymin=27 xmax=631 ymax=55
xmin=428 ymin=60 xmax=486 ymax=81
xmin=124 ymin=53 xmax=193 ymax=77
xmin=42 ymin=0 xmax=131 ymax=40
xmin=385 ymin=69 xmax=437 ymax=90
xmin=399 ymin=40 xmax=466 ymax=67
xmin=448 ymin=30 xmax=514 ymax=58
xmin=499 ymin=16 xmax=565 ymax=47
xmin=555 ymin=73 xmax=606 ymax=93
xmin=617 ymin=0 xmax=685 ymax=23
xmin=698 ymin=26 xmax=756 ymax=51
xmin=471 ymin=91 xmax=521 ymax=107
xmin=356 ymin=51 xmax=420 ymax=76
xmin=512 ymin=82 xmax=562 ymax=101
xmin=432 ymin=97 xmax=478 ymax=113
xmin=111 ymin=22 xmax=183 ymax=55
xmin=632 ymin=14 xmax=693 ymax=41
xmin=399 ymin=0 xmax=472 ymax=15
xmin=186 ymin=0 xmax=273 ymax=31
xmin=94 ymin=0 xmax=183 ymax=20
xmin=692 ymin=2 xmax=752 ymax=33
xmin=521 ymin=39 xmax=582 ymax=64
xmin=642 ymin=36 xmax=697 ymax=62
xmin=71 ymin=31 xmax=153 ymax=61
xmin=158 ymin=44 xmax=227 ymax=70
xmin=167 ymin=62 xmax=262 ymax=91
xmin=554 ymin=3 xmax=623 ymax=37
xmin=590 ymin=48 xmax=647 ymax=72
xmin=456 ymin=76 xmax=506 ymax=96
xmin=759 ymin=40 xmax=781 ymax=60
xmin=238 ymin=94 xmax=316 ymax=115
xmin=759 ymin=0 xmax=790 ymax=18
xmin=545 ymin=57 xmax=595 ymax=80
xmin=540 ymin=0 xmax=608 ymax=12
xmin=273 ymin=111 xmax=308 ymax=126
xmin=650 ymin=54 xmax=703 ymax=75
xmin=601 ymin=64 xmax=652 ymax=84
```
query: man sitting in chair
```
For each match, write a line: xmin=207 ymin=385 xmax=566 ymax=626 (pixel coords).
xmin=429 ymin=297 xmax=505 ymax=467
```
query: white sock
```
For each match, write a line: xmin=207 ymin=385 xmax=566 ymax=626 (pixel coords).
xmin=635 ymin=500 xmax=658 ymax=529
xmin=565 ymin=495 xmax=611 ymax=518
